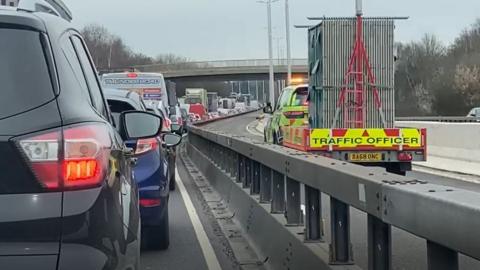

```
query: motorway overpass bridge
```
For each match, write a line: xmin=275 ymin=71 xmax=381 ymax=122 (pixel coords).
xmin=133 ymin=59 xmax=308 ymax=100
xmin=134 ymin=58 xmax=308 ymax=81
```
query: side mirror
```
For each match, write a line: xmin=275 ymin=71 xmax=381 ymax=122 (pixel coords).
xmin=171 ymin=124 xmax=182 ymax=133
xmin=163 ymin=133 xmax=182 ymax=148
xmin=119 ymin=111 xmax=162 ymax=140
xmin=263 ymin=107 xmax=273 ymax=114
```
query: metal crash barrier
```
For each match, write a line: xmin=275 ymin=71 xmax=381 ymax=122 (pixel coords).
xmin=186 ymin=125 xmax=480 ymax=270
xmin=396 ymin=116 xmax=480 ymax=123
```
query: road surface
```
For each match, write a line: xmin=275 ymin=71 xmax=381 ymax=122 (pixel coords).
xmin=140 ymin=161 xmax=241 ymax=270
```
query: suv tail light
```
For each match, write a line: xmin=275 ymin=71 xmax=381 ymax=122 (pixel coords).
xmin=135 ymin=138 xmax=158 ymax=155
xmin=163 ymin=118 xmax=172 ymax=130
xmin=17 ymin=123 xmax=112 ymax=191
xmin=140 ymin=198 xmax=161 ymax=208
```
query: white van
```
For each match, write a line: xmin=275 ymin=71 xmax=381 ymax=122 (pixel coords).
xmin=101 ymin=72 xmax=169 ymax=111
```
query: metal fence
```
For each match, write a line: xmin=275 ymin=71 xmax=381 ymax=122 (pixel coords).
xmin=309 ymin=19 xmax=396 ymax=129
xmin=187 ymin=125 xmax=480 ymax=270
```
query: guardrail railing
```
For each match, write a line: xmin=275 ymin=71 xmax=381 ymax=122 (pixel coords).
xmin=187 ymin=125 xmax=480 ymax=270
xmin=396 ymin=116 xmax=480 ymax=123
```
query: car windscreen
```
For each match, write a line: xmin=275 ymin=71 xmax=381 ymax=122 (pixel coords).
xmin=0 ymin=28 xmax=55 ymax=119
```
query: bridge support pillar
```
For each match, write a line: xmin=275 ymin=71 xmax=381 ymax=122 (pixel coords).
xmin=244 ymin=158 xmax=252 ymax=188
xmin=231 ymin=152 xmax=238 ymax=179
xmin=368 ymin=215 xmax=391 ymax=270
xmin=250 ymin=161 xmax=261 ymax=195
xmin=219 ymin=147 xmax=225 ymax=170
xmin=237 ymin=155 xmax=245 ymax=183
xmin=329 ymin=198 xmax=354 ymax=265
xmin=225 ymin=149 xmax=230 ymax=174
xmin=427 ymin=241 xmax=458 ymax=270
xmin=305 ymin=185 xmax=323 ymax=242
xmin=271 ymin=170 xmax=285 ymax=214
xmin=286 ymin=177 xmax=302 ymax=226
xmin=259 ymin=165 xmax=272 ymax=203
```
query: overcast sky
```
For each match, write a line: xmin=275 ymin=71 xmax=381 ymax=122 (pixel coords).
xmin=64 ymin=0 xmax=480 ymax=61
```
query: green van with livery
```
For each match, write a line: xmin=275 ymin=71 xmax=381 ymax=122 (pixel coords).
xmin=264 ymin=84 xmax=309 ymax=144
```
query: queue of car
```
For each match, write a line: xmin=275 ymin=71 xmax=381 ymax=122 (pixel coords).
xmin=0 ymin=1 xmax=182 ymax=269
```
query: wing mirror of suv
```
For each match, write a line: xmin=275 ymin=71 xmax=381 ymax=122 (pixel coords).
xmin=162 ymin=133 xmax=182 ymax=148
xmin=171 ymin=124 xmax=182 ymax=133
xmin=119 ymin=111 xmax=162 ymax=140
xmin=263 ymin=102 xmax=273 ymax=114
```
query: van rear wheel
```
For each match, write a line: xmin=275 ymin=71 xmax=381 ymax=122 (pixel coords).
xmin=169 ymin=172 xmax=176 ymax=191
xmin=142 ymin=203 xmax=170 ymax=250
xmin=273 ymin=132 xmax=279 ymax=145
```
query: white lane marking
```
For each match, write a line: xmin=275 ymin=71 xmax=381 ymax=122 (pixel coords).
xmin=175 ymin=169 xmax=222 ymax=270
xmin=413 ymin=165 xmax=480 ymax=184
xmin=245 ymin=121 xmax=263 ymax=137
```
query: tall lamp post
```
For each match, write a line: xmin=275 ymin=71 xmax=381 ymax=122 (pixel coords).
xmin=257 ymin=0 xmax=278 ymax=106
xmin=285 ymin=0 xmax=292 ymax=85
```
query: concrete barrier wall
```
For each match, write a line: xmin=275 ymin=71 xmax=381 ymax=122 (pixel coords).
xmin=396 ymin=121 xmax=480 ymax=176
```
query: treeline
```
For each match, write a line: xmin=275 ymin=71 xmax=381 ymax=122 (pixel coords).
xmin=395 ymin=20 xmax=480 ymax=116
xmin=80 ymin=24 xmax=190 ymax=71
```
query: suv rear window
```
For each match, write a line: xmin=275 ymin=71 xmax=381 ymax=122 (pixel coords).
xmin=292 ymin=87 xmax=308 ymax=106
xmin=0 ymin=29 xmax=54 ymax=119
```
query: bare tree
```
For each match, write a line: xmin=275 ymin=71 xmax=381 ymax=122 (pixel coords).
xmin=80 ymin=24 xmax=187 ymax=72
xmin=395 ymin=34 xmax=445 ymax=115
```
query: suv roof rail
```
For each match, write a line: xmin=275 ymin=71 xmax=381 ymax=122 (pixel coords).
xmin=17 ymin=0 xmax=72 ymax=22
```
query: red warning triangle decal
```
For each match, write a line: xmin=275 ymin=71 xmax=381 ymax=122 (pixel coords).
xmin=362 ymin=130 xmax=370 ymax=137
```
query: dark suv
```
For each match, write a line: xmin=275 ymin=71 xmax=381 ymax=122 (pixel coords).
xmin=0 ymin=1 xmax=166 ymax=269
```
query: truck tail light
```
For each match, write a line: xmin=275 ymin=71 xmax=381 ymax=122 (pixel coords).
xmin=397 ymin=152 xmax=413 ymax=162
xmin=17 ymin=123 xmax=112 ymax=191
xmin=135 ymin=138 xmax=159 ymax=155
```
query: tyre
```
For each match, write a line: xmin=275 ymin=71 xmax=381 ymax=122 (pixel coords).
xmin=143 ymin=205 xmax=170 ymax=250
xmin=277 ymin=130 xmax=283 ymax=144
xmin=169 ymin=171 xmax=176 ymax=191
xmin=273 ymin=132 xmax=278 ymax=145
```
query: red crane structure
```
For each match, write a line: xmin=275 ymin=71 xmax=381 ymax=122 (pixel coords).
xmin=333 ymin=0 xmax=385 ymax=129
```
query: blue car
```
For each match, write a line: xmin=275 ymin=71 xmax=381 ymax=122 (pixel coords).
xmin=105 ymin=88 xmax=181 ymax=250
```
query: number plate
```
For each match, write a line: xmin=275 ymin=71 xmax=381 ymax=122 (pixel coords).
xmin=348 ymin=153 xmax=383 ymax=162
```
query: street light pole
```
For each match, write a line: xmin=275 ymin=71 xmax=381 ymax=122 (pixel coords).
xmin=258 ymin=0 xmax=277 ymax=106
xmin=285 ymin=0 xmax=292 ymax=85
xmin=267 ymin=0 xmax=275 ymax=106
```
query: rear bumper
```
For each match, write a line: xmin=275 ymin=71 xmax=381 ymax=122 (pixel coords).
xmin=0 ymin=255 xmax=58 ymax=270
xmin=140 ymin=195 xmax=169 ymax=227
xmin=60 ymin=186 xmax=140 ymax=270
